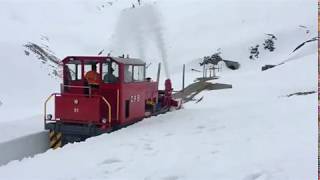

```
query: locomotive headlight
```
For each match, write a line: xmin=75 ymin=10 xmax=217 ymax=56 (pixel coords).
xmin=47 ymin=114 xmax=53 ymax=120
xmin=102 ymin=118 xmax=107 ymax=123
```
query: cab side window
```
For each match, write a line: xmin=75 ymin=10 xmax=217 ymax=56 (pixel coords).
xmin=65 ymin=64 xmax=76 ymax=81
xmin=124 ymin=65 xmax=133 ymax=83
xmin=65 ymin=64 xmax=82 ymax=81
xmin=133 ymin=66 xmax=145 ymax=81
xmin=103 ymin=62 xmax=119 ymax=83
xmin=124 ymin=65 xmax=145 ymax=83
xmin=111 ymin=62 xmax=119 ymax=79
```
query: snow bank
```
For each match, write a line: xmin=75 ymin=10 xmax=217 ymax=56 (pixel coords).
xmin=0 ymin=131 xmax=48 ymax=166
xmin=0 ymin=115 xmax=43 ymax=143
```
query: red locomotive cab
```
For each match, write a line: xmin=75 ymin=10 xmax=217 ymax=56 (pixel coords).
xmin=56 ymin=57 xmax=120 ymax=128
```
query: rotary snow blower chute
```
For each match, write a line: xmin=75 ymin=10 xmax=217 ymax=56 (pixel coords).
xmin=44 ymin=56 xmax=182 ymax=149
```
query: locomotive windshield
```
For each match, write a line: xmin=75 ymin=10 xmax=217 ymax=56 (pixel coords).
xmin=64 ymin=60 xmax=120 ymax=84
xmin=63 ymin=57 xmax=144 ymax=85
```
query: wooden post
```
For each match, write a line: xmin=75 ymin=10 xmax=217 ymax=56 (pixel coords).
xmin=182 ymin=64 xmax=185 ymax=92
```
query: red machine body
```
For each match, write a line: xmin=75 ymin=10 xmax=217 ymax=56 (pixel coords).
xmin=45 ymin=56 xmax=180 ymax=147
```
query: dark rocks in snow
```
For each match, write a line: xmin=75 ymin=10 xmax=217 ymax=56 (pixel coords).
xmin=263 ymin=39 xmax=275 ymax=52
xmin=24 ymin=50 xmax=30 ymax=56
xmin=261 ymin=64 xmax=276 ymax=71
xmin=291 ymin=37 xmax=318 ymax=54
xmin=24 ymin=42 xmax=60 ymax=65
xmin=263 ymin=34 xmax=277 ymax=52
xmin=249 ymin=45 xmax=260 ymax=60
xmin=24 ymin=42 xmax=61 ymax=78
xmin=286 ymin=91 xmax=316 ymax=97
xmin=249 ymin=33 xmax=278 ymax=60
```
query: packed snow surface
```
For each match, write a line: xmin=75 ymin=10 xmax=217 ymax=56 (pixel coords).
xmin=0 ymin=0 xmax=317 ymax=179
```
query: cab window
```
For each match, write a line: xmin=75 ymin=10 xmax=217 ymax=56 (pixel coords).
xmin=65 ymin=64 xmax=81 ymax=81
xmin=84 ymin=63 xmax=100 ymax=77
xmin=124 ymin=65 xmax=145 ymax=82
xmin=103 ymin=61 xmax=119 ymax=83
xmin=124 ymin=65 xmax=133 ymax=82
xmin=133 ymin=66 xmax=145 ymax=81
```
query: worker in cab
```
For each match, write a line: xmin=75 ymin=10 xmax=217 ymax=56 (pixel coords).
xmin=104 ymin=67 xmax=118 ymax=83
xmin=85 ymin=64 xmax=100 ymax=87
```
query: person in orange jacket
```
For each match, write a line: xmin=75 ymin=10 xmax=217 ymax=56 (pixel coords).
xmin=85 ymin=64 xmax=100 ymax=86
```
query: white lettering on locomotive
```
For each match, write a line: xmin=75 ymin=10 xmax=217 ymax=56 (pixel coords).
xmin=130 ymin=94 xmax=140 ymax=103
xmin=74 ymin=108 xmax=79 ymax=113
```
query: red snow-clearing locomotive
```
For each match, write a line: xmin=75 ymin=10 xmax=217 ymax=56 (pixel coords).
xmin=44 ymin=56 xmax=181 ymax=149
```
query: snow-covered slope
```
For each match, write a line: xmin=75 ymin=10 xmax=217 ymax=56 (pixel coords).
xmin=0 ymin=51 xmax=316 ymax=180
xmin=0 ymin=0 xmax=317 ymax=179
xmin=0 ymin=0 xmax=316 ymax=122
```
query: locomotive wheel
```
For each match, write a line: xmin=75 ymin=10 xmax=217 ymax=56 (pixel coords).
xmin=49 ymin=130 xmax=62 ymax=149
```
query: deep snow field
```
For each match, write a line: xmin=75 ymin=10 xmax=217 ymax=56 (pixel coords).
xmin=0 ymin=0 xmax=317 ymax=179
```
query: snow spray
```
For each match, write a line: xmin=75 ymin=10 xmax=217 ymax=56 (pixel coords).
xmin=110 ymin=4 xmax=170 ymax=78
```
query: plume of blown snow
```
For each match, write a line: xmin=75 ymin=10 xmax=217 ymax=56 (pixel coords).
xmin=109 ymin=3 xmax=170 ymax=78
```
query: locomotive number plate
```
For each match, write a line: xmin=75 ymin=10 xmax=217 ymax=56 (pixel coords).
xmin=130 ymin=94 xmax=140 ymax=103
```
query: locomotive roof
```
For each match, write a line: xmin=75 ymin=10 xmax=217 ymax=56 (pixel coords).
xmin=62 ymin=56 xmax=145 ymax=65
xmin=112 ymin=57 xmax=145 ymax=65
